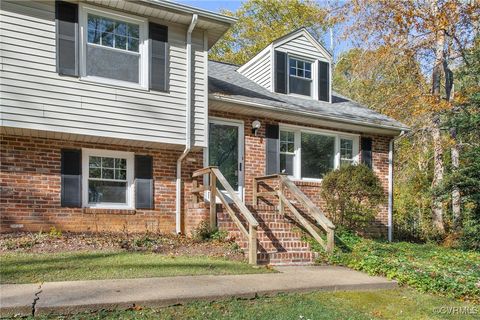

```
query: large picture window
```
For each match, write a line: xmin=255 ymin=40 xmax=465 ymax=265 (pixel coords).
xmin=280 ymin=127 xmax=359 ymax=180
xmin=80 ymin=5 xmax=148 ymax=87
xmin=301 ymin=132 xmax=335 ymax=179
xmin=82 ymin=149 xmax=134 ymax=208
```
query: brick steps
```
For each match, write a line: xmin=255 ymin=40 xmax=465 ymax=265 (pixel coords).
xmin=217 ymin=206 xmax=315 ymax=266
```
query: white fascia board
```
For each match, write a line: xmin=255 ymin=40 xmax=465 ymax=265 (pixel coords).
xmin=141 ymin=0 xmax=237 ymax=25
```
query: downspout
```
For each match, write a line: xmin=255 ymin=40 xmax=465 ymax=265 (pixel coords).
xmin=176 ymin=14 xmax=198 ymax=234
xmin=387 ymin=138 xmax=394 ymax=242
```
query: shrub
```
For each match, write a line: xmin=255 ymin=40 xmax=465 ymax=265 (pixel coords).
xmin=320 ymin=165 xmax=385 ymax=232
xmin=48 ymin=226 xmax=62 ymax=238
xmin=192 ymin=220 xmax=228 ymax=242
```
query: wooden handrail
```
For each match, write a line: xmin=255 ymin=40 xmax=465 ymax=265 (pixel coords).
xmin=253 ymin=174 xmax=335 ymax=253
xmin=191 ymin=166 xmax=258 ymax=265
xmin=278 ymin=175 xmax=335 ymax=230
xmin=210 ymin=167 xmax=258 ymax=227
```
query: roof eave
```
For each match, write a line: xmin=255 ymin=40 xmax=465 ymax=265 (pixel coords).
xmin=140 ymin=0 xmax=237 ymax=25
xmin=209 ymin=94 xmax=410 ymax=134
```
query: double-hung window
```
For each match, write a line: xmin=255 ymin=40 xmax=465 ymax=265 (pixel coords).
xmin=279 ymin=126 xmax=359 ymax=180
xmin=82 ymin=149 xmax=134 ymax=208
xmin=79 ymin=5 xmax=148 ymax=88
xmin=280 ymin=131 xmax=295 ymax=175
xmin=289 ymin=57 xmax=312 ymax=97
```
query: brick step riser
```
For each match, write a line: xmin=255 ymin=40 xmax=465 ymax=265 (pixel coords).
xmin=217 ymin=205 xmax=315 ymax=266
xmin=235 ymin=241 xmax=310 ymax=248
xmin=222 ymin=231 xmax=306 ymax=240
xmin=218 ymin=222 xmax=299 ymax=231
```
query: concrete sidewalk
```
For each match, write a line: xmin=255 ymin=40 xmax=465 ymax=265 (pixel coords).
xmin=0 ymin=266 xmax=397 ymax=316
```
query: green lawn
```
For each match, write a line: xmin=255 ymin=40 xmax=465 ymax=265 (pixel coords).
xmin=311 ymin=231 xmax=480 ymax=302
xmin=27 ymin=288 xmax=479 ymax=320
xmin=0 ymin=251 xmax=272 ymax=284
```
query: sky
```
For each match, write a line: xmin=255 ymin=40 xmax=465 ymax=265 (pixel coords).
xmin=176 ymin=0 xmax=353 ymax=60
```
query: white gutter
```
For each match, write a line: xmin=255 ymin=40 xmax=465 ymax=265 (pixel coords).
xmin=176 ymin=14 xmax=198 ymax=234
xmin=387 ymin=138 xmax=394 ymax=242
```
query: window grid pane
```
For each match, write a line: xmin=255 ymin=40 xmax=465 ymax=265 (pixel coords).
xmin=289 ymin=58 xmax=312 ymax=79
xmin=87 ymin=14 xmax=139 ymax=53
xmin=88 ymin=156 xmax=127 ymax=181
xmin=340 ymin=139 xmax=354 ymax=164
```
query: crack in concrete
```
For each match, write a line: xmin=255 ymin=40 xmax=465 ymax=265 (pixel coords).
xmin=31 ymin=283 xmax=43 ymax=317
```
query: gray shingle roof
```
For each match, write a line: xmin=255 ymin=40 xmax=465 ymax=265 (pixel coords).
xmin=208 ymin=60 xmax=409 ymax=131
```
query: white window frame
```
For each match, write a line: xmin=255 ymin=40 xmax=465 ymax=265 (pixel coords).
xmin=78 ymin=4 xmax=149 ymax=89
xmin=82 ymin=148 xmax=135 ymax=209
xmin=279 ymin=124 xmax=360 ymax=181
xmin=287 ymin=54 xmax=316 ymax=98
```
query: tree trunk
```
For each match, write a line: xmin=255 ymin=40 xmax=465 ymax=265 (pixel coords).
xmin=431 ymin=117 xmax=445 ymax=234
xmin=430 ymin=0 xmax=446 ymax=234
xmin=450 ymin=128 xmax=461 ymax=228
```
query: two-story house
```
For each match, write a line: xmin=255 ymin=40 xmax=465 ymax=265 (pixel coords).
xmin=1 ymin=1 xmax=408 ymax=264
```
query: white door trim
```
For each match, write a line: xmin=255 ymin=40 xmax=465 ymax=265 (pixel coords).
xmin=205 ymin=117 xmax=245 ymax=202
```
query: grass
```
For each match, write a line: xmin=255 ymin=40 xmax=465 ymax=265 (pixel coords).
xmin=26 ymin=288 xmax=479 ymax=319
xmin=0 ymin=251 xmax=272 ymax=284
xmin=310 ymin=230 xmax=480 ymax=302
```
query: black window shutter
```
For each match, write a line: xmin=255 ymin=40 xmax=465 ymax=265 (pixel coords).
xmin=318 ymin=60 xmax=329 ymax=102
xmin=361 ymin=137 xmax=373 ymax=169
xmin=61 ymin=149 xmax=82 ymax=207
xmin=274 ymin=51 xmax=287 ymax=94
xmin=56 ymin=0 xmax=78 ymax=76
xmin=149 ymin=23 xmax=169 ymax=92
xmin=265 ymin=124 xmax=280 ymax=175
xmin=135 ymin=155 xmax=154 ymax=209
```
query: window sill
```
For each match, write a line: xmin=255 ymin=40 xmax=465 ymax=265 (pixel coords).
xmin=83 ymin=208 xmax=136 ymax=215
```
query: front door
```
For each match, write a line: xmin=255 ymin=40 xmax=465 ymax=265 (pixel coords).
xmin=207 ymin=119 xmax=244 ymax=201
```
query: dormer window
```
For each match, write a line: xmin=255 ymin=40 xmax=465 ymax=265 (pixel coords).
xmin=289 ymin=57 xmax=312 ymax=96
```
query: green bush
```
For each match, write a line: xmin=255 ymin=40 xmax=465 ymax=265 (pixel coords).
xmin=314 ymin=231 xmax=480 ymax=302
xmin=320 ymin=165 xmax=385 ymax=232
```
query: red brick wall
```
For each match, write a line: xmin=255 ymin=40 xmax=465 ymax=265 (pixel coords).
xmin=0 ymin=134 xmax=203 ymax=234
xmin=209 ymin=110 xmax=392 ymax=237
xmin=1 ymin=118 xmax=392 ymax=237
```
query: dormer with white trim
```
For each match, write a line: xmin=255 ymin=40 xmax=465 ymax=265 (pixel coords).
xmin=237 ymin=28 xmax=332 ymax=103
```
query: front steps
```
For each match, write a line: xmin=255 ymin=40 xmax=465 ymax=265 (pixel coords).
xmin=217 ymin=205 xmax=316 ymax=265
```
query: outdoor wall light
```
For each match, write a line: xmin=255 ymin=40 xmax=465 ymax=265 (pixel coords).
xmin=251 ymin=120 xmax=261 ymax=136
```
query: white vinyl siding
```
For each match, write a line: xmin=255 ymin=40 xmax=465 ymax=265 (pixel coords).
xmin=0 ymin=0 xmax=207 ymax=147
xmin=276 ymin=34 xmax=327 ymax=61
xmin=238 ymin=46 xmax=272 ymax=90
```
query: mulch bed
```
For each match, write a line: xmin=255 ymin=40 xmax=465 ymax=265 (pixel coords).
xmin=0 ymin=232 xmax=245 ymax=261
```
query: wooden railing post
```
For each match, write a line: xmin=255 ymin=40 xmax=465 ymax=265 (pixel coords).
xmin=209 ymin=172 xmax=217 ymax=230
xmin=252 ymin=178 xmax=258 ymax=205
xmin=327 ymin=228 xmax=334 ymax=254
xmin=278 ymin=178 xmax=285 ymax=215
xmin=248 ymin=224 xmax=257 ymax=265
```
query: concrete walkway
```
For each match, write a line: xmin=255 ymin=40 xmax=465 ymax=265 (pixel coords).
xmin=0 ymin=266 xmax=397 ymax=316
